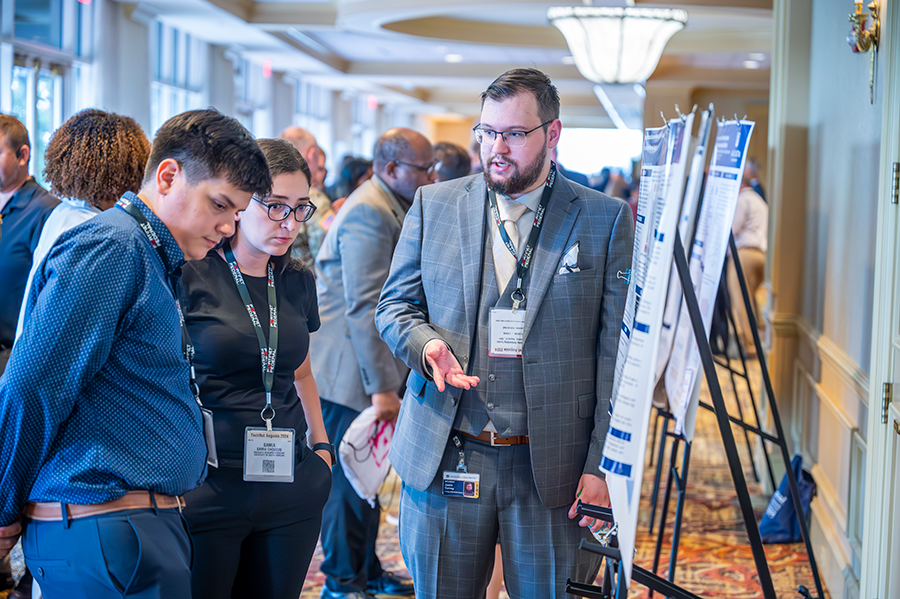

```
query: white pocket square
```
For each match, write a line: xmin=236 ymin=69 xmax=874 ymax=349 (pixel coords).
xmin=558 ymin=241 xmax=581 ymax=274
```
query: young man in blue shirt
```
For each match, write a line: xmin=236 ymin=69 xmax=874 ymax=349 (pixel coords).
xmin=0 ymin=109 xmax=272 ymax=599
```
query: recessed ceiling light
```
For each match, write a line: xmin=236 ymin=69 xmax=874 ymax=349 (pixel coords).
xmin=562 ymin=55 xmax=575 ymax=65
xmin=743 ymin=60 xmax=760 ymax=69
xmin=445 ymin=54 xmax=464 ymax=63
xmin=749 ymin=52 xmax=766 ymax=61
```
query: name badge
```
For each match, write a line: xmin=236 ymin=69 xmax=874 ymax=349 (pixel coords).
xmin=442 ymin=471 xmax=480 ymax=499
xmin=200 ymin=407 xmax=219 ymax=468
xmin=243 ymin=427 xmax=295 ymax=483
xmin=489 ymin=308 xmax=526 ymax=358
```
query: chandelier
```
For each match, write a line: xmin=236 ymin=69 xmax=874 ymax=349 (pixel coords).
xmin=548 ymin=6 xmax=687 ymax=84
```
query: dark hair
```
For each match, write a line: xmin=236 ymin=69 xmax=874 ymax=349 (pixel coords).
xmin=0 ymin=114 xmax=30 ymax=161
xmin=480 ymin=68 xmax=560 ymax=125
xmin=44 ymin=109 xmax=150 ymax=208
xmin=328 ymin=156 xmax=372 ymax=199
xmin=373 ymin=129 xmax=414 ymax=173
xmin=143 ymin=108 xmax=271 ymax=198
xmin=433 ymin=142 xmax=470 ymax=182
xmin=249 ymin=138 xmax=311 ymax=274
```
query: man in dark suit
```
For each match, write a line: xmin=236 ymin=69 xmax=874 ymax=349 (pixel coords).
xmin=376 ymin=68 xmax=634 ymax=598
xmin=312 ymin=128 xmax=436 ymax=599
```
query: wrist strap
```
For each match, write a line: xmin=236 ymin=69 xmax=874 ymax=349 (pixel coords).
xmin=311 ymin=442 xmax=336 ymax=466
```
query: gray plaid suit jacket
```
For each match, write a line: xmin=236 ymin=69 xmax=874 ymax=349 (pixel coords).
xmin=375 ymin=172 xmax=633 ymax=509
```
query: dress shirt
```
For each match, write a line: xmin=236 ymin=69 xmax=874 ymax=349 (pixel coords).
xmin=16 ymin=197 xmax=103 ymax=339
xmin=0 ymin=178 xmax=58 ymax=348
xmin=0 ymin=192 xmax=207 ymax=526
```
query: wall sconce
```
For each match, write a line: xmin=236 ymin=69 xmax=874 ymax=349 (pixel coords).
xmin=847 ymin=0 xmax=879 ymax=103
xmin=848 ymin=0 xmax=879 ymax=53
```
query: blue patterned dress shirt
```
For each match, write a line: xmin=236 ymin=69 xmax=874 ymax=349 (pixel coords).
xmin=0 ymin=192 xmax=208 ymax=526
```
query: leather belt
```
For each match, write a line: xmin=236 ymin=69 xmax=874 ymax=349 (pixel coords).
xmin=461 ymin=430 xmax=529 ymax=446
xmin=23 ymin=491 xmax=185 ymax=522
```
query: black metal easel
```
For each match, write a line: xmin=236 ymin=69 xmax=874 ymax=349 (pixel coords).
xmin=567 ymin=228 xmax=823 ymax=599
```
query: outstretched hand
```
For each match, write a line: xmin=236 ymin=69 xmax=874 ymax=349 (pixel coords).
xmin=424 ymin=339 xmax=479 ymax=392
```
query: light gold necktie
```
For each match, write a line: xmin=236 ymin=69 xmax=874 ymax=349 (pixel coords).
xmin=492 ymin=196 xmax=529 ymax=291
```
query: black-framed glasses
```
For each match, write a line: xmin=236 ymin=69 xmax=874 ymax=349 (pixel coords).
xmin=252 ymin=196 xmax=317 ymax=222
xmin=393 ymin=159 xmax=437 ymax=175
xmin=472 ymin=120 xmax=553 ymax=147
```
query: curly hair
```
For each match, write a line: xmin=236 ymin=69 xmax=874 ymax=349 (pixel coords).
xmin=43 ymin=109 xmax=150 ymax=208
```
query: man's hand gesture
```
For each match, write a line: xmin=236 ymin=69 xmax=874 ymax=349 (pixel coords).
xmin=424 ymin=340 xmax=479 ymax=392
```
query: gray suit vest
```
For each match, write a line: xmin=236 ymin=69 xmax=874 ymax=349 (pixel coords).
xmin=453 ymin=230 xmax=530 ymax=437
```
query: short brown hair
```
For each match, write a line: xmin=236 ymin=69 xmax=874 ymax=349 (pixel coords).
xmin=0 ymin=114 xmax=31 ymax=161
xmin=43 ymin=109 xmax=150 ymax=208
xmin=481 ymin=68 xmax=560 ymax=125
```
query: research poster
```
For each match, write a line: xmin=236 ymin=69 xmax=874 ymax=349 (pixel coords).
xmin=602 ymin=117 xmax=691 ymax=585
xmin=664 ymin=120 xmax=755 ymax=439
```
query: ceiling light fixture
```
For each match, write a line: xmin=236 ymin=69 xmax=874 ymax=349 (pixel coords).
xmin=749 ymin=52 xmax=766 ymax=61
xmin=743 ymin=60 xmax=760 ymax=69
xmin=445 ymin=54 xmax=464 ymax=63
xmin=561 ymin=55 xmax=575 ymax=65
xmin=548 ymin=6 xmax=687 ymax=84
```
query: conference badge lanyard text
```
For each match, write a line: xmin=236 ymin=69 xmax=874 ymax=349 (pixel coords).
xmin=116 ymin=197 xmax=219 ymax=468
xmin=224 ymin=241 xmax=295 ymax=483
xmin=487 ymin=163 xmax=556 ymax=358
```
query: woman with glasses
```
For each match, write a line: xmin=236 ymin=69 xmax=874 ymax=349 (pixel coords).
xmin=179 ymin=138 xmax=332 ymax=599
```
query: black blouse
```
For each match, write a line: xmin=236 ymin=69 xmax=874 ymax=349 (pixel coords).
xmin=180 ymin=251 xmax=320 ymax=460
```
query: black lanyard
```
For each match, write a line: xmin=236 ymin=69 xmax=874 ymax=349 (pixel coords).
xmin=116 ymin=197 xmax=202 ymax=408
xmin=223 ymin=240 xmax=279 ymax=430
xmin=487 ymin=163 xmax=556 ymax=310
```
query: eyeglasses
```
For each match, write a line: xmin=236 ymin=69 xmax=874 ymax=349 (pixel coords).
xmin=472 ymin=120 xmax=554 ymax=148
xmin=393 ymin=160 xmax=437 ymax=175
xmin=252 ymin=196 xmax=317 ymax=222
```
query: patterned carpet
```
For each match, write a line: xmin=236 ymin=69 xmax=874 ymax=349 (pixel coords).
xmin=298 ymin=359 xmax=826 ymax=599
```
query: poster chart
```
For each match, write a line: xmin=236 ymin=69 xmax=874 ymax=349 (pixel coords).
xmin=654 ymin=109 xmax=711 ymax=388
xmin=664 ymin=120 xmax=755 ymax=441
xmin=600 ymin=117 xmax=691 ymax=586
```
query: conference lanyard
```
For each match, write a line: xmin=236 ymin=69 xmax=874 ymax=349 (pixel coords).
xmin=487 ymin=162 xmax=556 ymax=310
xmin=116 ymin=197 xmax=200 ymax=405
xmin=223 ymin=240 xmax=279 ymax=430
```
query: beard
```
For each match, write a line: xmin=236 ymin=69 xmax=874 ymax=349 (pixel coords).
xmin=481 ymin=144 xmax=547 ymax=197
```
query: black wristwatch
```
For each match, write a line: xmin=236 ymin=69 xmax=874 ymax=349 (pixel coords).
xmin=311 ymin=442 xmax=336 ymax=466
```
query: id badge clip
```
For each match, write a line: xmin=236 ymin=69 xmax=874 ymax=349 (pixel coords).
xmin=243 ymin=427 xmax=295 ymax=482
xmin=489 ymin=307 xmax=526 ymax=358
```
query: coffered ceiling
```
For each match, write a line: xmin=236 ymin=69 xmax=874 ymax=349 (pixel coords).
xmin=137 ymin=0 xmax=773 ymax=127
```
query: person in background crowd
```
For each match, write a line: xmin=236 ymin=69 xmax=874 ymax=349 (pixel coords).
xmin=281 ymin=126 xmax=332 ymax=266
xmin=312 ymin=128 xmax=436 ymax=599
xmin=0 ymin=108 xmax=271 ymax=599
xmin=180 ymin=139 xmax=332 ymax=599
xmin=0 ymin=115 xmax=58 ymax=373
xmin=469 ymin=140 xmax=483 ymax=174
xmin=727 ymin=163 xmax=769 ymax=358
xmin=328 ymin=157 xmax=373 ymax=212
xmin=16 ymin=109 xmax=150 ymax=339
xmin=433 ymin=141 xmax=471 ymax=182
xmin=9 ymin=109 xmax=150 ymax=599
xmin=591 ymin=166 xmax=610 ymax=195
xmin=313 ymin=146 xmax=329 ymax=196
xmin=746 ymin=157 xmax=766 ymax=202
xmin=376 ymin=68 xmax=633 ymax=599
xmin=550 ymin=147 xmax=590 ymax=187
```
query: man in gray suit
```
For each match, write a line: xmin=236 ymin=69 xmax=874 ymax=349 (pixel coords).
xmin=376 ymin=68 xmax=634 ymax=598
xmin=311 ymin=128 xmax=436 ymax=599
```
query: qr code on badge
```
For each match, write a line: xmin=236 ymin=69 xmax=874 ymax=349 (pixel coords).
xmin=262 ymin=459 xmax=275 ymax=473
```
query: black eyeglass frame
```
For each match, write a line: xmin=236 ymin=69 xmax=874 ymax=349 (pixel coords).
xmin=251 ymin=195 xmax=318 ymax=223
xmin=472 ymin=120 xmax=554 ymax=147
xmin=393 ymin=159 xmax=437 ymax=174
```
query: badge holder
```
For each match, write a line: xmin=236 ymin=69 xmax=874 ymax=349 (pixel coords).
xmin=244 ymin=400 xmax=295 ymax=483
xmin=442 ymin=435 xmax=480 ymax=499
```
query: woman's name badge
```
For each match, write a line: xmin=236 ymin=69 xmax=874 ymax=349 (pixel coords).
xmin=489 ymin=307 xmax=526 ymax=358
xmin=243 ymin=427 xmax=295 ymax=483
xmin=442 ymin=472 xmax=480 ymax=499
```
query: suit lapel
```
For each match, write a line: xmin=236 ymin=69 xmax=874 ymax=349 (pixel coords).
xmin=457 ymin=179 xmax=487 ymax=343
xmin=523 ymin=177 xmax=580 ymax=340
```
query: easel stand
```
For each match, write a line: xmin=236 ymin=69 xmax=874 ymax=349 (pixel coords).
xmin=566 ymin=229 xmax=823 ymax=599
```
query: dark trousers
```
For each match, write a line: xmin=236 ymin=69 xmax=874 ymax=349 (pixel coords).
xmin=23 ymin=507 xmax=192 ymax=599
xmin=320 ymin=399 xmax=384 ymax=592
xmin=183 ymin=443 xmax=332 ymax=599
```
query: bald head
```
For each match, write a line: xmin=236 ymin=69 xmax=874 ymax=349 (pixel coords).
xmin=374 ymin=128 xmax=436 ymax=203
xmin=280 ymin=126 xmax=322 ymax=185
